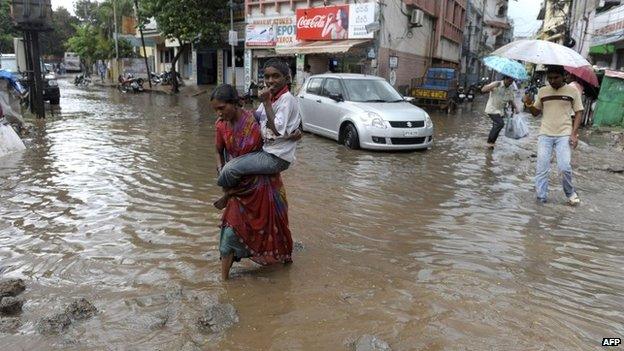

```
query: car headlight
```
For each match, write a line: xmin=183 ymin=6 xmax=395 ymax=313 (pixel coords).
xmin=47 ymin=80 xmax=58 ymax=87
xmin=359 ymin=111 xmax=387 ymax=129
xmin=425 ymin=113 xmax=433 ymax=128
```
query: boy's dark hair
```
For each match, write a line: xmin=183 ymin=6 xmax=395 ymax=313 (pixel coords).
xmin=263 ymin=58 xmax=291 ymax=78
xmin=546 ymin=65 xmax=565 ymax=76
xmin=210 ymin=84 xmax=240 ymax=104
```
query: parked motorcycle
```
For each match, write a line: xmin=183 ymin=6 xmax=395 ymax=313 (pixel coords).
xmin=456 ymin=86 xmax=466 ymax=103
xmin=117 ymin=74 xmax=144 ymax=93
xmin=466 ymin=85 xmax=476 ymax=102
xmin=150 ymin=72 xmax=162 ymax=85
xmin=160 ymin=71 xmax=184 ymax=86
xmin=241 ymin=81 xmax=260 ymax=105
xmin=74 ymin=74 xmax=91 ymax=87
xmin=523 ymin=79 xmax=541 ymax=110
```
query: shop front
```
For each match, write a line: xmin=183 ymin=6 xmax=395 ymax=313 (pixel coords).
xmin=244 ymin=2 xmax=377 ymax=92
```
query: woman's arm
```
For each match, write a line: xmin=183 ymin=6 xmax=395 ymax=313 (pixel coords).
xmin=216 ymin=147 xmax=225 ymax=174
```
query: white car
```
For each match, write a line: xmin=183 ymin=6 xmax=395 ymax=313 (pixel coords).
xmin=298 ymin=73 xmax=434 ymax=150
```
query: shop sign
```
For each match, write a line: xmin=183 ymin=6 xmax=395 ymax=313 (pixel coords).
xmin=389 ymin=56 xmax=398 ymax=69
xmin=592 ymin=5 xmax=624 ymax=46
xmin=349 ymin=3 xmax=376 ymax=39
xmin=276 ymin=17 xmax=298 ymax=47
xmin=246 ymin=17 xmax=299 ymax=47
xmin=246 ymin=24 xmax=276 ymax=47
xmin=296 ymin=3 xmax=376 ymax=41
xmin=296 ymin=5 xmax=350 ymax=40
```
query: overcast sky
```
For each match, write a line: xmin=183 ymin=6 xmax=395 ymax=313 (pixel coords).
xmin=51 ymin=0 xmax=76 ymax=13
xmin=508 ymin=0 xmax=543 ymax=37
xmin=53 ymin=0 xmax=543 ymax=38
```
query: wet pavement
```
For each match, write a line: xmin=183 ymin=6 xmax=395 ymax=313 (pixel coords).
xmin=1 ymin=79 xmax=623 ymax=350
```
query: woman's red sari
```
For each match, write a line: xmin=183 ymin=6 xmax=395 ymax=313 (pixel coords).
xmin=215 ymin=110 xmax=293 ymax=265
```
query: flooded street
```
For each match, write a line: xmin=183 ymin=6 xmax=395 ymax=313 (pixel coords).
xmin=1 ymin=79 xmax=623 ymax=350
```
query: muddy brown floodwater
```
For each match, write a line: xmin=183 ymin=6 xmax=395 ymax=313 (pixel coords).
xmin=1 ymin=79 xmax=623 ymax=350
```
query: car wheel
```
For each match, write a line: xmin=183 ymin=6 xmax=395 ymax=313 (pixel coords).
xmin=342 ymin=123 xmax=360 ymax=149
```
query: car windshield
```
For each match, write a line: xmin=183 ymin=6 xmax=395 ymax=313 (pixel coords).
xmin=342 ymin=79 xmax=404 ymax=102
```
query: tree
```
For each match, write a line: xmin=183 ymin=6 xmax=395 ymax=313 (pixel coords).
xmin=40 ymin=7 xmax=80 ymax=58
xmin=66 ymin=24 xmax=99 ymax=70
xmin=140 ymin=0 xmax=228 ymax=92
xmin=0 ymin=0 xmax=19 ymax=54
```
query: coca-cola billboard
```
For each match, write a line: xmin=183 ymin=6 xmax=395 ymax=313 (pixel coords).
xmin=296 ymin=5 xmax=350 ymax=40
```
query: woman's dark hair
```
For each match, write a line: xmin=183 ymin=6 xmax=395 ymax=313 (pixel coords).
xmin=210 ymin=84 xmax=240 ymax=105
xmin=263 ymin=58 xmax=291 ymax=78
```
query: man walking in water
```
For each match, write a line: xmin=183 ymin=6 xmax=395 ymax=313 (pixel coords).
xmin=481 ymin=75 xmax=519 ymax=148
xmin=524 ymin=65 xmax=583 ymax=205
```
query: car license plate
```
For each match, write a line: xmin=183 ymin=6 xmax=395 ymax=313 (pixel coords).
xmin=404 ymin=131 xmax=419 ymax=137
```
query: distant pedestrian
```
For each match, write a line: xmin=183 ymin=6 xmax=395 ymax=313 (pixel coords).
xmin=296 ymin=64 xmax=311 ymax=94
xmin=481 ymin=75 xmax=519 ymax=148
xmin=524 ymin=65 xmax=583 ymax=205
xmin=98 ymin=61 xmax=107 ymax=82
xmin=60 ymin=62 xmax=66 ymax=75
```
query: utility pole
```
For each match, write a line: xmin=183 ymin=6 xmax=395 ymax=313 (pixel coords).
xmin=229 ymin=0 xmax=236 ymax=88
xmin=113 ymin=0 xmax=119 ymax=60
xmin=134 ymin=0 xmax=151 ymax=88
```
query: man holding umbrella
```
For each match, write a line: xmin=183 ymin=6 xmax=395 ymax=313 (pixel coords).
xmin=482 ymin=75 xmax=519 ymax=148
xmin=524 ymin=65 xmax=583 ymax=206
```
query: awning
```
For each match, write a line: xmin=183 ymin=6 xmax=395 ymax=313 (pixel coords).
xmin=590 ymin=44 xmax=616 ymax=55
xmin=274 ymin=39 xmax=371 ymax=55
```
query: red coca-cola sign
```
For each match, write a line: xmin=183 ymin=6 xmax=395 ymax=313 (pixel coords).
xmin=296 ymin=5 xmax=349 ymax=40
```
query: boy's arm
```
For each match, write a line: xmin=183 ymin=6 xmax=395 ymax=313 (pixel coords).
xmin=258 ymin=87 xmax=281 ymax=136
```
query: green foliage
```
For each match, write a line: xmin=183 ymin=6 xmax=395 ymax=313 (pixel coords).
xmin=141 ymin=0 xmax=227 ymax=46
xmin=67 ymin=23 xmax=135 ymax=64
xmin=0 ymin=0 xmax=19 ymax=54
xmin=40 ymin=7 xmax=80 ymax=57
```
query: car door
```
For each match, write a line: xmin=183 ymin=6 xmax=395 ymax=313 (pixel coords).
xmin=319 ymin=78 xmax=348 ymax=139
xmin=298 ymin=77 xmax=324 ymax=133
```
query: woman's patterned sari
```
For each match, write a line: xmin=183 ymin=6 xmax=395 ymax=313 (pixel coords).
xmin=215 ymin=110 xmax=293 ymax=265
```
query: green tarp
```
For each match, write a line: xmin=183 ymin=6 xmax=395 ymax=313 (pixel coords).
xmin=594 ymin=75 xmax=624 ymax=127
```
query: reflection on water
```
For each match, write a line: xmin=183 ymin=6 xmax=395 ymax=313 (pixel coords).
xmin=1 ymin=80 xmax=623 ymax=349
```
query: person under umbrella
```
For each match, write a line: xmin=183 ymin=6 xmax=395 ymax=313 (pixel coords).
xmin=523 ymin=65 xmax=583 ymax=206
xmin=481 ymin=75 xmax=519 ymax=148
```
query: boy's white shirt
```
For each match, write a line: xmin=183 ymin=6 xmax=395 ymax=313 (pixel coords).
xmin=256 ymin=91 xmax=301 ymax=163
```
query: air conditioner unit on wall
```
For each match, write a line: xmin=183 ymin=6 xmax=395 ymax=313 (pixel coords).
xmin=410 ymin=9 xmax=424 ymax=27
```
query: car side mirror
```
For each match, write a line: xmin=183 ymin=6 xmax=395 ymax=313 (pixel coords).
xmin=329 ymin=93 xmax=344 ymax=102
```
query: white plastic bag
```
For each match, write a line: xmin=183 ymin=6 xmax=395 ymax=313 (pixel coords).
xmin=0 ymin=122 xmax=26 ymax=158
xmin=505 ymin=114 xmax=529 ymax=139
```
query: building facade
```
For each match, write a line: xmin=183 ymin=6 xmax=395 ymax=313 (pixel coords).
xmin=588 ymin=1 xmax=624 ymax=69
xmin=483 ymin=0 xmax=513 ymax=50
xmin=244 ymin=0 xmax=465 ymax=93
xmin=460 ymin=0 xmax=486 ymax=86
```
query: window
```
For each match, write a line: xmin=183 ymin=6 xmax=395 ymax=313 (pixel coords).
xmin=342 ymin=79 xmax=403 ymax=102
xmin=322 ymin=78 xmax=343 ymax=97
xmin=306 ymin=78 xmax=323 ymax=95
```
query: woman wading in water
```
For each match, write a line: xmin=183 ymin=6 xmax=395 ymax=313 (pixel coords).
xmin=211 ymin=83 xmax=296 ymax=280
